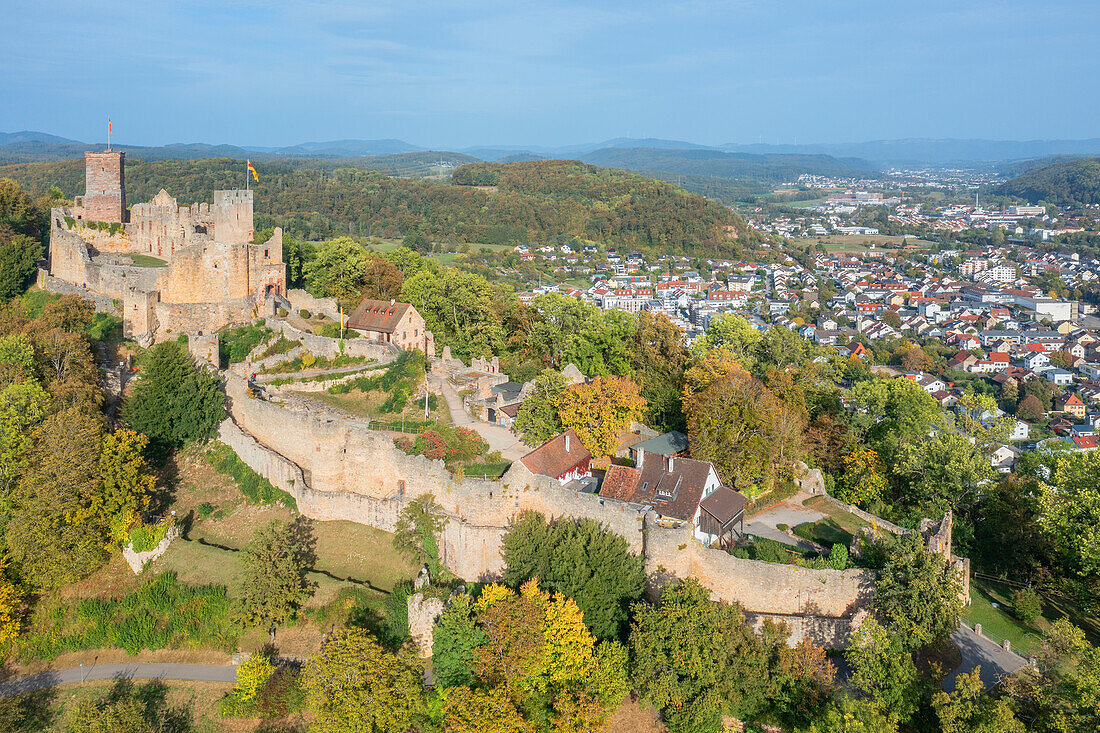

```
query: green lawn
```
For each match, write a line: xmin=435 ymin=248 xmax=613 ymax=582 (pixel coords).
xmin=962 ymin=579 xmax=1044 ymax=657
xmin=797 ymin=496 xmax=873 ymax=548
xmin=128 ymin=253 xmax=168 ymax=267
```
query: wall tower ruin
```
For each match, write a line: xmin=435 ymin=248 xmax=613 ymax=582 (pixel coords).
xmin=82 ymin=151 xmax=127 ymax=223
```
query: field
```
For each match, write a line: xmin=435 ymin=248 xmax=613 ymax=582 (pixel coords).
xmin=791 ymin=234 xmax=935 ymax=251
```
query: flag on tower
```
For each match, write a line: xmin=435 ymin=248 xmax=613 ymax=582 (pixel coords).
xmin=247 ymin=160 xmax=259 ymax=182
xmin=108 ymin=118 xmax=112 ymax=136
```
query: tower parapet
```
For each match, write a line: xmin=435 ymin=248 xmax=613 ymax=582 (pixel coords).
xmin=83 ymin=151 xmax=127 ymax=223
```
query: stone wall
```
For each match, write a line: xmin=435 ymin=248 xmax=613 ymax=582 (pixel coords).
xmin=286 ymin=289 xmax=341 ymax=321
xmin=222 ymin=377 xmax=872 ymax=637
xmin=265 ymin=318 xmax=398 ymax=361
xmin=83 ymin=151 xmax=126 ymax=223
xmin=743 ymin=612 xmax=860 ymax=648
xmin=40 ymin=271 xmax=118 ymax=314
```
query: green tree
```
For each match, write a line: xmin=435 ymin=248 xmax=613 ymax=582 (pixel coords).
xmin=871 ymin=532 xmax=964 ymax=651
xmin=1034 ymin=450 xmax=1100 ymax=583
xmin=629 ymin=579 xmax=773 ymax=732
xmin=393 ymin=493 xmax=447 ymax=573
xmin=82 ymin=429 xmax=154 ymax=533
xmin=698 ymin=314 xmax=762 ymax=369
xmin=0 ymin=234 xmax=43 ymax=300
xmin=796 ymin=694 xmax=898 ymax=733
xmin=433 ymin=594 xmax=487 ymax=688
xmin=512 ymin=369 xmax=570 ymax=446
xmin=501 ymin=512 xmax=645 ymax=640
xmin=304 ymin=237 xmax=369 ymax=309
xmin=122 ymin=341 xmax=225 ymax=456
xmin=302 ymin=628 xmax=426 ymax=733
xmin=895 ymin=432 xmax=994 ymax=517
xmin=844 ymin=619 xmax=921 ymax=724
xmin=933 ymin=667 xmax=1025 ymax=733
xmin=0 ymin=378 xmax=50 ymax=503
xmin=236 ymin=519 xmax=316 ymax=627
xmin=1003 ymin=618 xmax=1100 ymax=732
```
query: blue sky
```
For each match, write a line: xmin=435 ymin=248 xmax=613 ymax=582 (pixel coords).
xmin=1 ymin=0 xmax=1095 ymax=148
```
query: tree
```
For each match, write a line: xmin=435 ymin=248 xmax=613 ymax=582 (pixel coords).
xmin=0 ymin=578 xmax=21 ymax=643
xmin=796 ymin=694 xmax=898 ymax=733
xmin=304 ymin=237 xmax=369 ymax=308
xmin=629 ymin=579 xmax=774 ymax=732
xmin=501 ymin=512 xmax=645 ymax=640
xmin=433 ymin=594 xmax=487 ymax=688
xmin=65 ymin=697 xmax=154 ymax=733
xmin=555 ymin=376 xmax=645 ymax=458
xmin=844 ymin=619 xmax=921 ymax=724
xmin=933 ymin=667 xmax=1025 ymax=733
xmin=0 ymin=378 xmax=50 ymax=504
xmin=82 ymin=429 xmax=154 ymax=533
xmin=0 ymin=234 xmax=42 ymax=300
xmin=441 ymin=686 xmax=533 ymax=733
xmin=1016 ymin=393 xmax=1045 ymax=422
xmin=7 ymin=407 xmax=108 ymax=588
xmin=1011 ymin=588 xmax=1042 ymax=626
xmin=871 ymin=532 xmax=964 ymax=651
xmin=1034 ymin=450 xmax=1100 ymax=583
xmin=684 ymin=364 xmax=803 ymax=496
xmin=236 ymin=519 xmax=316 ymax=627
xmin=835 ymin=447 xmax=887 ymax=507
xmin=631 ymin=311 xmax=689 ymax=432
xmin=895 ymin=432 xmax=994 ymax=517
xmin=122 ymin=341 xmax=224 ymax=456
xmin=698 ymin=314 xmax=762 ymax=369
xmin=880 ymin=310 xmax=902 ymax=328
xmin=393 ymin=493 xmax=447 ymax=573
xmin=302 ymin=628 xmax=426 ymax=733
xmin=360 ymin=255 xmax=404 ymax=301
xmin=512 ymin=369 xmax=570 ymax=446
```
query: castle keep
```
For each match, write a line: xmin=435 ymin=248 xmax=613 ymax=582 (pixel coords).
xmin=47 ymin=151 xmax=286 ymax=343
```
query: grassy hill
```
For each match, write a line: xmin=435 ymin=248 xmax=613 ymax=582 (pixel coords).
xmin=2 ymin=157 xmax=749 ymax=252
xmin=997 ymin=156 xmax=1100 ymax=206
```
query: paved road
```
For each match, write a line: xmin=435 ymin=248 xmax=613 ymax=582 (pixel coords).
xmin=432 ymin=376 xmax=528 ymax=461
xmin=941 ymin=624 xmax=1028 ymax=691
xmin=0 ymin=663 xmax=239 ymax=697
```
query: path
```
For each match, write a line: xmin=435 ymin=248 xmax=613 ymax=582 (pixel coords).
xmin=0 ymin=663 xmax=239 ymax=698
xmin=941 ymin=624 xmax=1028 ymax=692
xmin=432 ymin=376 xmax=528 ymax=461
xmin=254 ymin=358 xmax=391 ymax=384
xmin=742 ymin=492 xmax=827 ymax=552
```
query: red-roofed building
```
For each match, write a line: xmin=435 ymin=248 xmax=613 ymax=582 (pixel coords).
xmin=346 ymin=299 xmax=433 ymax=354
xmin=519 ymin=430 xmax=592 ymax=483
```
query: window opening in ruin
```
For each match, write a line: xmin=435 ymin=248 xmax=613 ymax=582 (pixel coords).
xmin=398 ymin=480 xmax=405 ymax=496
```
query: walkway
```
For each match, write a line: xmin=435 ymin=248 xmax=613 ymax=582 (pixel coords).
xmin=941 ymin=624 xmax=1028 ymax=692
xmin=254 ymin=359 xmax=390 ymax=384
xmin=432 ymin=376 xmax=528 ymax=461
xmin=0 ymin=663 xmax=239 ymax=697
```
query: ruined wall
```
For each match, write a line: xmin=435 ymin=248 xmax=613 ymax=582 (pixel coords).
xmin=155 ymin=297 xmax=255 ymax=341
xmin=40 ymin=272 xmax=117 ymax=313
xmin=48 ymin=218 xmax=95 ymax=287
xmin=743 ymin=612 xmax=861 ymax=649
xmin=287 ymin=289 xmax=341 ymax=321
xmin=223 ymin=377 xmax=871 ymax=624
xmin=213 ymin=190 xmax=254 ymax=244
xmin=157 ymin=242 xmax=252 ymax=304
xmin=265 ymin=319 xmax=398 ymax=361
xmin=83 ymin=151 xmax=126 ymax=223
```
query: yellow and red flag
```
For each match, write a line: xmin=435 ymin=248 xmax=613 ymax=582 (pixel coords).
xmin=108 ymin=118 xmax=112 ymax=136
xmin=247 ymin=160 xmax=259 ymax=182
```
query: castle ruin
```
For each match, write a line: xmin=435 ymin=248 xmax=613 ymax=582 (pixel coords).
xmin=46 ymin=151 xmax=286 ymax=344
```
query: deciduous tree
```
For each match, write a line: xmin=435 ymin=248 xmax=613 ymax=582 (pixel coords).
xmin=236 ymin=519 xmax=316 ymax=627
xmin=555 ymin=376 xmax=645 ymax=458
xmin=871 ymin=533 xmax=964 ymax=651
xmin=512 ymin=369 xmax=570 ymax=446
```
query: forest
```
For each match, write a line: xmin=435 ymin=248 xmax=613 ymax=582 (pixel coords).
xmin=997 ymin=155 xmax=1100 ymax=206
xmin=0 ymin=157 xmax=751 ymax=254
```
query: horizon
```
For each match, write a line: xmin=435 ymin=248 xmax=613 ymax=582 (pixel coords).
xmin=2 ymin=1 xmax=1095 ymax=149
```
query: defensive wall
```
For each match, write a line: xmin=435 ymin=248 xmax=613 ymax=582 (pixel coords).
xmin=285 ymin=289 xmax=342 ymax=321
xmin=221 ymin=373 xmax=875 ymax=646
xmin=264 ymin=317 xmax=399 ymax=361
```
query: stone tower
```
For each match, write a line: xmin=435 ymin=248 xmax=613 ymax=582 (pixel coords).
xmin=83 ymin=151 xmax=126 ymax=223
xmin=212 ymin=189 xmax=254 ymax=244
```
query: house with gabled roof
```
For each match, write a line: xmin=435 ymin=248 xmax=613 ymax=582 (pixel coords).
xmin=520 ymin=430 xmax=592 ymax=484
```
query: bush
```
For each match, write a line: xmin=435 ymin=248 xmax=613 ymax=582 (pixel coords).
xmin=299 ymin=309 xmax=311 ymax=319
xmin=776 ymin=523 xmax=789 ymax=532
xmin=829 ymin=543 xmax=849 ymax=570
xmin=219 ymin=324 xmax=270 ymax=364
xmin=276 ymin=307 xmax=288 ymax=317
xmin=1012 ymin=588 xmax=1043 ymax=625
xmin=129 ymin=521 xmax=170 ymax=553
xmin=206 ymin=443 xmax=297 ymax=510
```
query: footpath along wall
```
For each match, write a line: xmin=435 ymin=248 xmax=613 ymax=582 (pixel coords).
xmin=221 ymin=374 xmax=875 ymax=645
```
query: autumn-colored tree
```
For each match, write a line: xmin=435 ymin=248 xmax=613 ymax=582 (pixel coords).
xmin=836 ymin=447 xmax=887 ymax=507
xmin=359 ymin=254 xmax=405 ymax=301
xmin=441 ymin=686 xmax=533 ymax=733
xmin=302 ymin=628 xmax=425 ymax=733
xmin=1016 ymin=393 xmax=1045 ymax=422
xmin=236 ymin=519 xmax=316 ymax=627
xmin=933 ymin=668 xmax=1025 ymax=733
xmin=555 ymin=376 xmax=646 ymax=457
xmin=0 ymin=578 xmax=22 ymax=644
xmin=80 ymin=429 xmax=154 ymax=537
xmin=899 ymin=344 xmax=932 ymax=372
xmin=683 ymin=364 xmax=803 ymax=496
xmin=0 ymin=378 xmax=50 ymax=503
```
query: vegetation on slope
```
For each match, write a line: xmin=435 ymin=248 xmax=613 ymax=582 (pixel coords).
xmin=997 ymin=155 xmax=1100 ymax=206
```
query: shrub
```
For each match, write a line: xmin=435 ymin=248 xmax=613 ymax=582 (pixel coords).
xmin=776 ymin=523 xmax=789 ymax=532
xmin=129 ymin=522 xmax=170 ymax=553
xmin=829 ymin=543 xmax=849 ymax=570
xmin=198 ymin=502 xmax=216 ymax=517
xmin=276 ymin=307 xmax=288 ymax=317
xmin=206 ymin=443 xmax=297 ymax=510
xmin=1012 ymin=588 xmax=1042 ymax=625
xmin=299 ymin=309 xmax=311 ymax=319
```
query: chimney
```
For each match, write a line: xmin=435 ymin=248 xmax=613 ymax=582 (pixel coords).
xmin=668 ymin=456 xmax=675 ymax=472
xmin=565 ymin=433 xmax=570 ymax=452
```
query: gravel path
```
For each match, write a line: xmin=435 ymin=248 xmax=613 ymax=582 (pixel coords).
xmin=941 ymin=624 xmax=1028 ymax=691
xmin=0 ymin=662 xmax=239 ymax=697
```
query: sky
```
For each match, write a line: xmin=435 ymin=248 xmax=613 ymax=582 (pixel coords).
xmin=1 ymin=0 xmax=1096 ymax=149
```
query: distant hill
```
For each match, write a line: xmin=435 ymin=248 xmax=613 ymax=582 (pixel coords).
xmin=1 ymin=157 xmax=750 ymax=253
xmin=0 ymin=130 xmax=83 ymax=145
xmin=721 ymin=138 xmax=1100 ymax=168
xmin=579 ymin=147 xmax=876 ymax=182
xmin=272 ymin=139 xmax=422 ymax=157
xmin=996 ymin=156 xmax=1100 ymax=206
